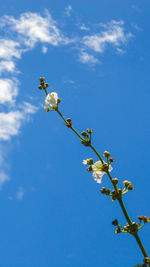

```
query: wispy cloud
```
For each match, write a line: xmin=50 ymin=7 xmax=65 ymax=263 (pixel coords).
xmin=82 ymin=20 xmax=132 ymax=53
xmin=0 ymin=61 xmax=16 ymax=74
xmin=131 ymin=23 xmax=142 ymax=32
xmin=0 ymin=172 xmax=10 ymax=189
xmin=1 ymin=11 xmax=71 ymax=48
xmin=16 ymin=187 xmax=24 ymax=200
xmin=79 ymin=50 xmax=100 ymax=64
xmin=42 ymin=46 xmax=48 ymax=54
xmin=79 ymin=24 xmax=90 ymax=31
xmin=0 ymin=104 xmax=38 ymax=141
xmin=0 ymin=111 xmax=24 ymax=141
xmin=64 ymin=5 xmax=72 ymax=17
xmin=0 ymin=39 xmax=21 ymax=60
xmin=78 ymin=20 xmax=132 ymax=65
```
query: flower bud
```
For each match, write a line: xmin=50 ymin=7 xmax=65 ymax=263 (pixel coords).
xmin=57 ymin=98 xmax=61 ymax=104
xmin=111 ymin=190 xmax=116 ymax=196
xmin=87 ymin=158 xmax=94 ymax=165
xmin=144 ymin=257 xmax=150 ymax=264
xmin=44 ymin=83 xmax=49 ymax=88
xmin=87 ymin=166 xmax=92 ymax=172
xmin=112 ymin=178 xmax=118 ymax=185
xmin=137 ymin=216 xmax=143 ymax=221
xmin=109 ymin=157 xmax=115 ymax=162
xmin=123 ymin=180 xmax=130 ymax=187
xmin=66 ymin=118 xmax=72 ymax=123
xmin=105 ymin=189 xmax=111 ymax=195
xmin=100 ymin=187 xmax=106 ymax=194
xmin=112 ymin=219 xmax=118 ymax=226
xmin=143 ymin=216 xmax=148 ymax=223
xmin=131 ymin=222 xmax=138 ymax=233
xmin=40 ymin=77 xmax=45 ymax=82
xmin=87 ymin=129 xmax=93 ymax=134
xmin=128 ymin=183 xmax=134 ymax=190
xmin=115 ymin=226 xmax=121 ymax=234
xmin=103 ymin=151 xmax=110 ymax=158
xmin=38 ymin=85 xmax=43 ymax=90
xmin=66 ymin=118 xmax=72 ymax=127
xmin=111 ymin=190 xmax=117 ymax=201
xmin=81 ymin=131 xmax=88 ymax=138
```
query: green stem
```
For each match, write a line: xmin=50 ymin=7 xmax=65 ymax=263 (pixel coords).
xmin=56 ymin=109 xmax=85 ymax=142
xmin=44 ymin=88 xmax=48 ymax=95
xmin=134 ymin=233 xmax=150 ymax=261
xmin=107 ymin=171 xmax=150 ymax=264
xmin=89 ymin=144 xmax=104 ymax=164
xmin=118 ymin=197 xmax=132 ymax=226
xmin=49 ymin=106 xmax=150 ymax=265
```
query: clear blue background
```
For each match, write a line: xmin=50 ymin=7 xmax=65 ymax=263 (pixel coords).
xmin=0 ymin=1 xmax=150 ymax=266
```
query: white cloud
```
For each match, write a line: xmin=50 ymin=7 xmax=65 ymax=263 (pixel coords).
xmin=0 ymin=39 xmax=21 ymax=60
xmin=1 ymin=11 xmax=71 ymax=48
xmin=0 ymin=61 xmax=16 ymax=74
xmin=0 ymin=111 xmax=24 ymax=141
xmin=82 ymin=20 xmax=132 ymax=53
xmin=0 ymin=172 xmax=10 ymax=189
xmin=16 ymin=187 xmax=24 ymax=200
xmin=64 ymin=5 xmax=72 ymax=17
xmin=0 ymin=78 xmax=18 ymax=104
xmin=22 ymin=102 xmax=38 ymax=114
xmin=0 ymin=103 xmax=37 ymax=141
xmin=0 ymin=11 xmax=73 ymax=81
xmin=79 ymin=51 xmax=100 ymax=64
xmin=79 ymin=24 xmax=90 ymax=31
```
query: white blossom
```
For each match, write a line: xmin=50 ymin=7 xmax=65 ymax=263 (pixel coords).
xmin=45 ymin=92 xmax=58 ymax=108
xmin=92 ymin=160 xmax=112 ymax=183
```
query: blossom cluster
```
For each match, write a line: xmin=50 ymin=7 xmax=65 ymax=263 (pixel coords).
xmin=83 ymin=159 xmax=112 ymax=183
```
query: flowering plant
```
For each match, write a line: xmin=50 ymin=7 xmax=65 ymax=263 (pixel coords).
xmin=38 ymin=77 xmax=150 ymax=267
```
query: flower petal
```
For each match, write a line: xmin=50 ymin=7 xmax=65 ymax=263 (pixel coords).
xmin=92 ymin=171 xmax=103 ymax=183
xmin=45 ymin=92 xmax=58 ymax=107
xmin=83 ymin=159 xmax=87 ymax=165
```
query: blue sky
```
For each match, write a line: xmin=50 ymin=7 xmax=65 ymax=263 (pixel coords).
xmin=0 ymin=1 xmax=150 ymax=266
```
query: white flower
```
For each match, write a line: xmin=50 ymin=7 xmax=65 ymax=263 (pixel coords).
xmin=45 ymin=92 xmax=58 ymax=108
xmin=92 ymin=161 xmax=112 ymax=183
